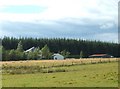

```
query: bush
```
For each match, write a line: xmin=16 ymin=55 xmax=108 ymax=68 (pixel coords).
xmin=9 ymin=50 xmax=25 ymax=61
xmin=2 ymin=49 xmax=10 ymax=61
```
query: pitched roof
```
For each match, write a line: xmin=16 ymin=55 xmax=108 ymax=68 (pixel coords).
xmin=53 ymin=53 xmax=63 ymax=56
xmin=24 ymin=47 xmax=35 ymax=52
xmin=89 ymin=54 xmax=108 ymax=56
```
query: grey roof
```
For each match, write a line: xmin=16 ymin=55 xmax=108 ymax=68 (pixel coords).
xmin=53 ymin=53 xmax=63 ymax=56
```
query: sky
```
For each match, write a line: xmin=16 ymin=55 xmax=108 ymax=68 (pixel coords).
xmin=0 ymin=0 xmax=119 ymax=43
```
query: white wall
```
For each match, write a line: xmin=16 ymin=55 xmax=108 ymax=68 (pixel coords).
xmin=54 ymin=55 xmax=64 ymax=60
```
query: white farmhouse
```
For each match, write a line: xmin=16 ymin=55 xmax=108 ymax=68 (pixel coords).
xmin=53 ymin=53 xmax=64 ymax=60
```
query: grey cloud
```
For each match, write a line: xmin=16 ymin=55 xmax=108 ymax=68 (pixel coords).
xmin=1 ymin=20 xmax=118 ymax=42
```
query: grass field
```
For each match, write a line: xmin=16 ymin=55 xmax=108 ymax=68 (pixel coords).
xmin=2 ymin=59 xmax=118 ymax=87
xmin=1 ymin=58 xmax=118 ymax=74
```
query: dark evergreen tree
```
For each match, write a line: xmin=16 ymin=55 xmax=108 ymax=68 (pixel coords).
xmin=2 ymin=37 xmax=119 ymax=61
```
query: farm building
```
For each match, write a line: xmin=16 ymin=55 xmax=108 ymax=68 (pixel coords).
xmin=89 ymin=54 xmax=113 ymax=58
xmin=53 ymin=53 xmax=64 ymax=60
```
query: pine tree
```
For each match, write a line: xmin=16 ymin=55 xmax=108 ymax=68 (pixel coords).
xmin=33 ymin=47 xmax=42 ymax=60
xmin=17 ymin=41 xmax=23 ymax=52
xmin=41 ymin=44 xmax=51 ymax=59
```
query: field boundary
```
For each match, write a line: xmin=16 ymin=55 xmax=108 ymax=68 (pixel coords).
xmin=2 ymin=58 xmax=119 ymax=74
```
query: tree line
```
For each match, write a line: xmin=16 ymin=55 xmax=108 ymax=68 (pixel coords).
xmin=2 ymin=40 xmax=70 ymax=61
xmin=1 ymin=37 xmax=119 ymax=61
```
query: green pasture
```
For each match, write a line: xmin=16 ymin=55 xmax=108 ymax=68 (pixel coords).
xmin=2 ymin=62 xmax=118 ymax=87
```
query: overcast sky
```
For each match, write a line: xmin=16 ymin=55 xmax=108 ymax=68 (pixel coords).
xmin=0 ymin=0 xmax=119 ymax=43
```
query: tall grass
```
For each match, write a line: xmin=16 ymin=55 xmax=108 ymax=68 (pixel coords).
xmin=2 ymin=58 xmax=119 ymax=74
